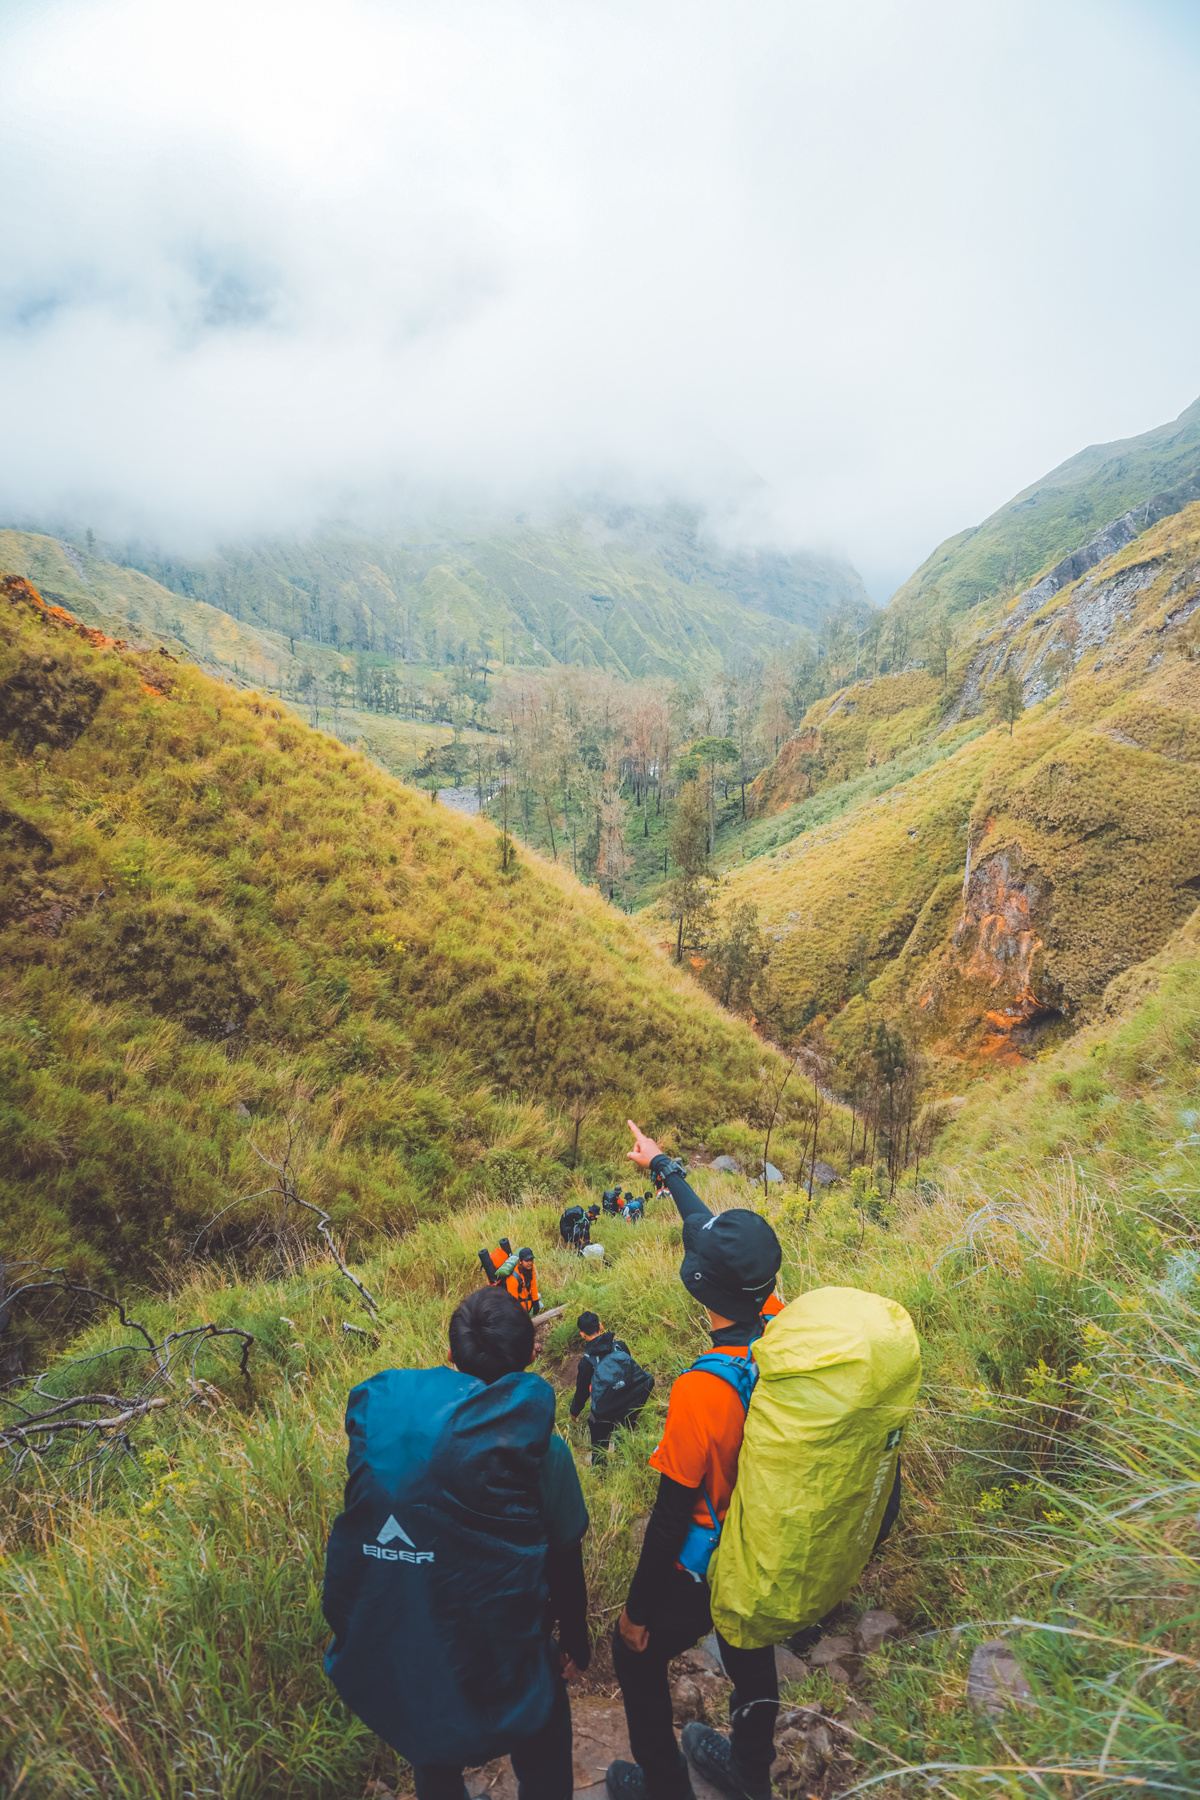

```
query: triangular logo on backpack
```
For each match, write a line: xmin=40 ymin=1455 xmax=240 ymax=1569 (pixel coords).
xmin=378 ymin=1514 xmax=417 ymax=1547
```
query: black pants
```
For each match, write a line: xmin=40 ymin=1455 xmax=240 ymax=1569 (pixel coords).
xmin=611 ymin=1568 xmax=777 ymax=1800
xmin=588 ymin=1403 xmax=645 ymax=1457
xmin=412 ymin=1678 xmax=573 ymax=1800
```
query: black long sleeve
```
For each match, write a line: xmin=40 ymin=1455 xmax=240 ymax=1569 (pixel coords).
xmin=569 ymin=1354 xmax=593 ymax=1419
xmin=547 ymin=1538 xmax=591 ymax=1670
xmin=650 ymin=1154 xmax=712 ymax=1226
xmin=624 ymin=1471 xmax=700 ymax=1626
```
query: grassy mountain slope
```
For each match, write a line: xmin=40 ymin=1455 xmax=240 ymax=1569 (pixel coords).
xmin=0 ymin=526 xmax=347 ymax=689
xmin=125 ymin=506 xmax=869 ymax=680
xmin=891 ymin=392 xmax=1200 ymax=614
xmin=682 ymin=501 xmax=1200 ymax=1063
xmin=0 ymin=573 xmax=823 ymax=1309
xmin=2 ymin=911 xmax=1197 ymax=1798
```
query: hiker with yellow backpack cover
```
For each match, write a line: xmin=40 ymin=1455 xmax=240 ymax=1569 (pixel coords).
xmin=607 ymin=1122 xmax=921 ymax=1800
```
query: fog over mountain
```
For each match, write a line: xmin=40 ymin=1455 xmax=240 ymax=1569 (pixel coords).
xmin=2 ymin=0 xmax=1198 ymax=597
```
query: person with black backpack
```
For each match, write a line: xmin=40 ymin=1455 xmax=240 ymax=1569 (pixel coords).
xmin=560 ymin=1205 xmax=601 ymax=1251
xmin=569 ymin=1312 xmax=655 ymax=1461
xmin=559 ymin=1205 xmax=586 ymax=1246
xmin=322 ymin=1286 xmax=591 ymax=1800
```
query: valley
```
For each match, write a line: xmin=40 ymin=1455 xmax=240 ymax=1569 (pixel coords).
xmin=1 ymin=406 xmax=1199 ymax=1799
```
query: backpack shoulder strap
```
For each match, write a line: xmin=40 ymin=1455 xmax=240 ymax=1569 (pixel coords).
xmin=688 ymin=1350 xmax=759 ymax=1412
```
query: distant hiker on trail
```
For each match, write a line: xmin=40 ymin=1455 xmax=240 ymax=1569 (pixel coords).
xmin=322 ymin=1285 xmax=590 ymax=1800
xmin=570 ymin=1311 xmax=655 ymax=1460
xmin=560 ymin=1204 xmax=601 ymax=1251
xmin=507 ymin=1246 xmax=542 ymax=1316
xmin=605 ymin=1120 xmax=920 ymax=1800
xmin=478 ymin=1237 xmax=516 ymax=1286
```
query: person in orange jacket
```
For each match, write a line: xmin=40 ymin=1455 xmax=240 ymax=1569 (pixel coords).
xmin=506 ymin=1247 xmax=542 ymax=1316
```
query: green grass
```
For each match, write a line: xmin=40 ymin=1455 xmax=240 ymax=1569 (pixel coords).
xmin=3 ymin=944 xmax=1198 ymax=1796
xmin=0 ymin=578 xmax=808 ymax=1306
xmin=673 ymin=502 xmax=1200 ymax=1063
xmin=3 ymin=533 xmax=1200 ymax=1799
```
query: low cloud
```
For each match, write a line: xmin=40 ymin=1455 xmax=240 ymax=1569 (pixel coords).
xmin=1 ymin=0 xmax=1198 ymax=598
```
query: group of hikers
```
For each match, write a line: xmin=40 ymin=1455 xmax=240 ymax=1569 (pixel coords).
xmin=557 ymin=1184 xmax=651 ymax=1254
xmin=322 ymin=1120 xmax=922 ymax=1800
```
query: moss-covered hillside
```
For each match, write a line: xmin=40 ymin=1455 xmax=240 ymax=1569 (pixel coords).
xmin=686 ymin=504 xmax=1200 ymax=1066
xmin=0 ymin=574 xmax=795 ymax=1297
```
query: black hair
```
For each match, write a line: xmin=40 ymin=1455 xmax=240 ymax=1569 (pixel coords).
xmin=449 ymin=1286 xmax=535 ymax=1384
xmin=577 ymin=1311 xmax=601 ymax=1335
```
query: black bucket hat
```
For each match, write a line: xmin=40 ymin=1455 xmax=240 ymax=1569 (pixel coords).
xmin=680 ymin=1209 xmax=781 ymax=1320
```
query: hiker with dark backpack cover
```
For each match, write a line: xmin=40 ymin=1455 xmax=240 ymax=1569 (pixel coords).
xmin=570 ymin=1312 xmax=655 ymax=1458
xmin=559 ymin=1205 xmax=586 ymax=1245
xmin=322 ymin=1286 xmax=590 ymax=1800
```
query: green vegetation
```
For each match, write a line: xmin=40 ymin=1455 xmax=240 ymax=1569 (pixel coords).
xmin=2 ymin=913 xmax=1197 ymax=1797
xmin=0 ymin=576 xmax=812 ymax=1314
xmin=890 ymin=392 xmax=1200 ymax=616
xmin=683 ymin=502 xmax=1200 ymax=1066
xmin=121 ymin=508 xmax=869 ymax=682
xmin=4 ymin=411 xmax=1200 ymax=1800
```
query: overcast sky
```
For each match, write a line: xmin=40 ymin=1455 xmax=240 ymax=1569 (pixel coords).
xmin=1 ymin=0 xmax=1198 ymax=599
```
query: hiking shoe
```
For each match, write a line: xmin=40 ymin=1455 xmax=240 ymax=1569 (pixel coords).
xmin=681 ymin=1723 xmax=771 ymax=1800
xmin=605 ymin=1759 xmax=694 ymax=1800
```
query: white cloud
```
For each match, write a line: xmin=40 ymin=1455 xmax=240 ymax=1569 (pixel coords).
xmin=1 ymin=0 xmax=1197 ymax=596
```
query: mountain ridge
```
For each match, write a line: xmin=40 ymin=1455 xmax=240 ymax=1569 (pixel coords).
xmin=891 ymin=392 xmax=1200 ymax=616
xmin=122 ymin=504 xmax=871 ymax=680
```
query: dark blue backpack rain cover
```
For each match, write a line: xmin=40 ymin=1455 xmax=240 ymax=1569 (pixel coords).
xmin=322 ymin=1366 xmax=558 ymax=1767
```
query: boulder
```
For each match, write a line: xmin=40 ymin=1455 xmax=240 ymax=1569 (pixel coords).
xmin=809 ymin=1634 xmax=855 ymax=1667
xmin=967 ymin=1640 xmax=1036 ymax=1715
xmin=710 ymin=1155 xmax=743 ymax=1175
xmin=856 ymin=1609 xmax=903 ymax=1654
xmin=773 ymin=1645 xmax=809 ymax=1685
xmin=670 ymin=1675 xmax=703 ymax=1722
xmin=802 ymin=1159 xmax=839 ymax=1185
xmin=757 ymin=1161 xmax=784 ymax=1184
xmin=679 ymin=1641 xmax=724 ymax=1677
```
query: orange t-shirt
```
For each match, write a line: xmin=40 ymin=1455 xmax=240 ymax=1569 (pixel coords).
xmin=649 ymin=1346 xmax=754 ymax=1527
xmin=760 ymin=1292 xmax=784 ymax=1322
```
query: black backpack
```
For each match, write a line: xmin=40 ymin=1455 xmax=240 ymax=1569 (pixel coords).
xmin=589 ymin=1341 xmax=655 ymax=1423
xmin=559 ymin=1206 xmax=585 ymax=1243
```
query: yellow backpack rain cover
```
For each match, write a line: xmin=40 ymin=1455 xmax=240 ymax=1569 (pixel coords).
xmin=709 ymin=1286 xmax=921 ymax=1649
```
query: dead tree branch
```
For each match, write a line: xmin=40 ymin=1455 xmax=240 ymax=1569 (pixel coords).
xmin=247 ymin=1123 xmax=380 ymax=1317
xmin=0 ymin=1267 xmax=255 ymax=1499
